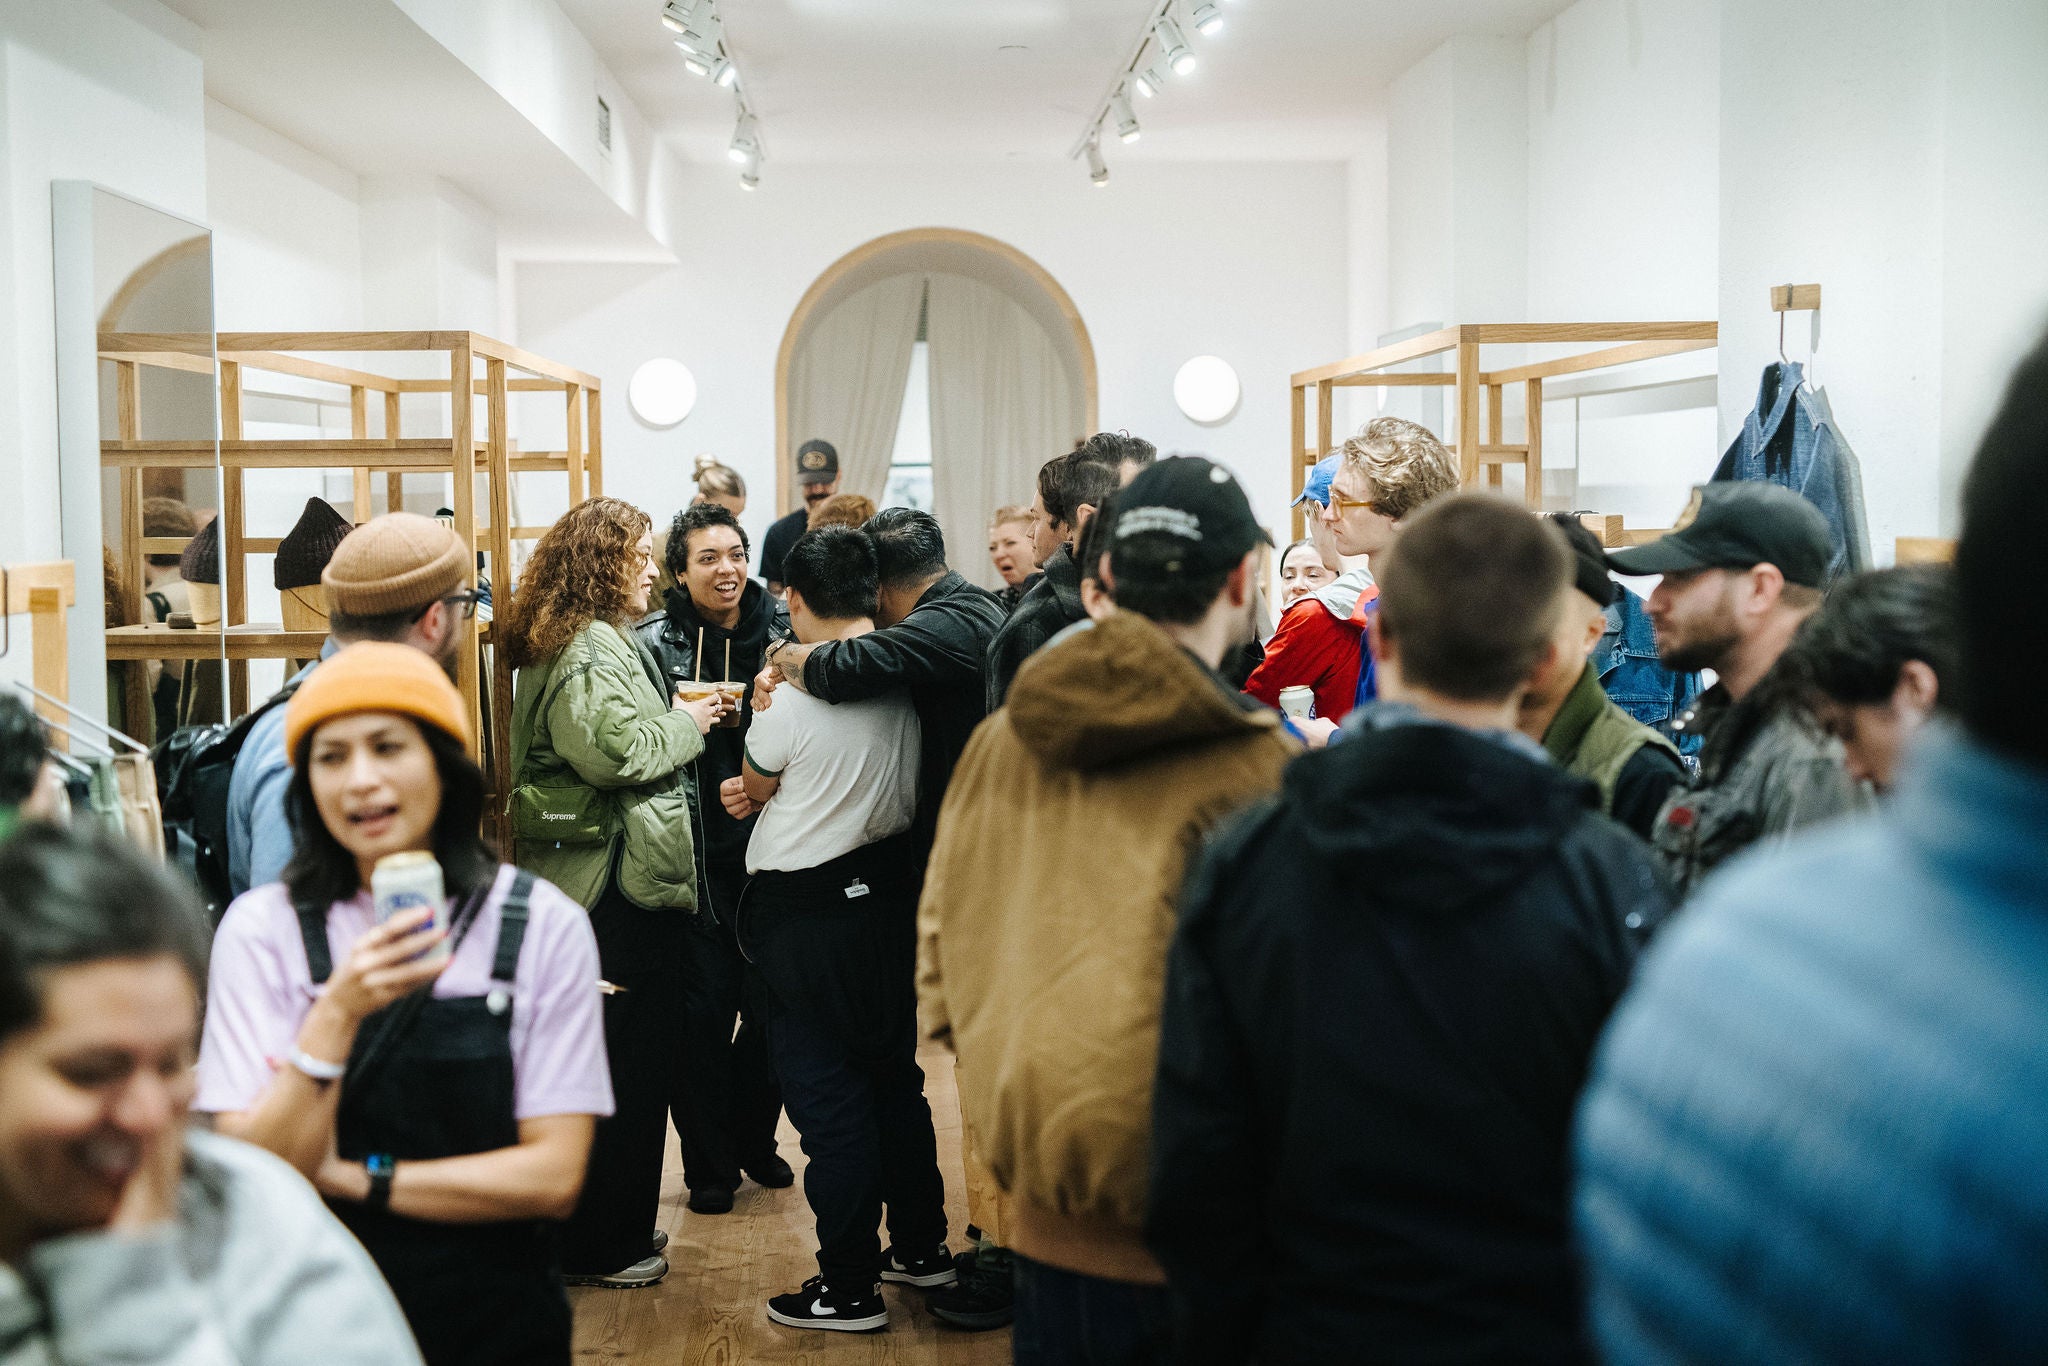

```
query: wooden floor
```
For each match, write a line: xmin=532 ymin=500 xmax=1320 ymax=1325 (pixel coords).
xmin=570 ymin=1044 xmax=1011 ymax=1364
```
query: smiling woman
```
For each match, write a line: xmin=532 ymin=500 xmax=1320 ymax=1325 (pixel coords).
xmin=0 ymin=823 xmax=421 ymax=1363
xmin=192 ymin=642 xmax=619 ymax=1365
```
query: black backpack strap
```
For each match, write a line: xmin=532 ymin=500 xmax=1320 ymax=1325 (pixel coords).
xmin=146 ymin=590 xmax=173 ymax=622
xmin=492 ymin=868 xmax=536 ymax=984
xmin=296 ymin=899 xmax=334 ymax=984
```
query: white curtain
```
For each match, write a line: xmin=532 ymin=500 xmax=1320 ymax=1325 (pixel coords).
xmin=925 ymin=272 xmax=1081 ymax=590
xmin=788 ymin=274 xmax=926 ymax=503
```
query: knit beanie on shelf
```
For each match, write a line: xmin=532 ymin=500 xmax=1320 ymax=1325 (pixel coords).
xmin=274 ymin=498 xmax=354 ymax=591
xmin=178 ymin=516 xmax=222 ymax=585
xmin=322 ymin=512 xmax=468 ymax=616
xmin=283 ymin=641 xmax=472 ymax=761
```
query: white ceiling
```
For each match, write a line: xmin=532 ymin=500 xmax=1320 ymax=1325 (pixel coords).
xmin=556 ymin=0 xmax=1575 ymax=166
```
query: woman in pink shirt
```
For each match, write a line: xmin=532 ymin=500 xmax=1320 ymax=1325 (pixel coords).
xmin=194 ymin=643 xmax=613 ymax=1366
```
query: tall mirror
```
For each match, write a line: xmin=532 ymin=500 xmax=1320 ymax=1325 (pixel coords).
xmin=53 ymin=183 xmax=224 ymax=740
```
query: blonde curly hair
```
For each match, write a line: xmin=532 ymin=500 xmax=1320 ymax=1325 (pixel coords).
xmin=498 ymin=496 xmax=652 ymax=667
xmin=1340 ymin=417 xmax=1459 ymax=521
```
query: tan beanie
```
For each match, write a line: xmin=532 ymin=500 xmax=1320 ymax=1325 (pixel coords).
xmin=322 ymin=513 xmax=469 ymax=616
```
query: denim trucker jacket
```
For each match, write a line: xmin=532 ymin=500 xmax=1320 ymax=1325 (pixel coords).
xmin=1596 ymin=588 xmax=1703 ymax=761
xmin=1712 ymin=362 xmax=1871 ymax=580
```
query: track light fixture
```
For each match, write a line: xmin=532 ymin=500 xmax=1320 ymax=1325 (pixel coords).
xmin=660 ymin=0 xmax=698 ymax=34
xmin=1087 ymin=141 xmax=1110 ymax=187
xmin=738 ymin=147 xmax=760 ymax=189
xmin=1156 ymin=17 xmax=1195 ymax=74
xmin=710 ymin=54 xmax=737 ymax=87
xmin=679 ymin=46 xmax=710 ymax=75
xmin=728 ymin=113 xmax=761 ymax=164
xmin=1189 ymin=2 xmax=1223 ymax=36
xmin=1133 ymin=62 xmax=1167 ymax=98
xmin=1111 ymin=91 xmax=1140 ymax=143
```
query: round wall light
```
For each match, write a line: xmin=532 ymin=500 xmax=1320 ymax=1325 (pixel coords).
xmin=1174 ymin=355 xmax=1241 ymax=425
xmin=628 ymin=358 xmax=697 ymax=427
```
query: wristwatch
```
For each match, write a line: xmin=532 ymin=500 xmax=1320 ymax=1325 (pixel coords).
xmin=364 ymin=1153 xmax=396 ymax=1210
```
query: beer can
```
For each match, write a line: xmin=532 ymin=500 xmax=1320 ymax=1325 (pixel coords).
xmin=1278 ymin=685 xmax=1316 ymax=720
xmin=372 ymin=850 xmax=450 ymax=966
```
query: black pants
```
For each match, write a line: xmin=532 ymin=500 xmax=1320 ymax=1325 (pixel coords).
xmin=743 ymin=835 xmax=947 ymax=1286
xmin=560 ymin=879 xmax=685 ymax=1274
xmin=1012 ymin=1253 xmax=1172 ymax=1366
xmin=672 ymin=872 xmax=783 ymax=1191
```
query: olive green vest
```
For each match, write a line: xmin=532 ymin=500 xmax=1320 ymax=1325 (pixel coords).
xmin=1542 ymin=663 xmax=1681 ymax=817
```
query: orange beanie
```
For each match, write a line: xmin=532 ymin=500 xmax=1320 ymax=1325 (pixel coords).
xmin=283 ymin=642 xmax=472 ymax=763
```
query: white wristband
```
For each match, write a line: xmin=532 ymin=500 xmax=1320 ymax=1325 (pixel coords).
xmin=290 ymin=1048 xmax=347 ymax=1082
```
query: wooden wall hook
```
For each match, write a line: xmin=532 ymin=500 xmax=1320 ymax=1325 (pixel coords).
xmin=1770 ymin=283 xmax=1822 ymax=312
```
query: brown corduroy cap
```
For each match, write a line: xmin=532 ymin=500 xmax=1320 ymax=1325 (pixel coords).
xmin=322 ymin=512 xmax=469 ymax=616
xmin=274 ymin=498 xmax=354 ymax=591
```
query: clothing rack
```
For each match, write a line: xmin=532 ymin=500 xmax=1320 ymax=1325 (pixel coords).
xmin=1 ymin=561 xmax=77 ymax=751
xmin=1287 ymin=322 xmax=1719 ymax=540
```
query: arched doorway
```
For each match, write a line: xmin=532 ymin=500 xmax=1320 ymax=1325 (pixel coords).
xmin=775 ymin=228 xmax=1097 ymax=585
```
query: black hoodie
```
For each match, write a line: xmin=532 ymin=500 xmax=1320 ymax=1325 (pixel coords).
xmin=983 ymin=545 xmax=1085 ymax=712
xmin=1146 ymin=718 xmax=1672 ymax=1366
xmin=635 ymin=578 xmax=774 ymax=904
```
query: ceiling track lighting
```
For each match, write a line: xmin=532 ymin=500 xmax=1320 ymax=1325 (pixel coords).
xmin=1156 ymin=16 xmax=1195 ymax=74
xmin=738 ymin=147 xmax=760 ymax=190
xmin=659 ymin=0 xmax=700 ymax=34
xmin=1087 ymin=141 xmax=1110 ymax=187
xmin=1189 ymin=2 xmax=1224 ymax=36
xmin=729 ymin=112 xmax=761 ymax=164
xmin=710 ymin=54 xmax=737 ymax=87
xmin=1133 ymin=62 xmax=1167 ymax=98
xmin=679 ymin=47 xmax=710 ymax=75
xmin=1111 ymin=90 xmax=1140 ymax=143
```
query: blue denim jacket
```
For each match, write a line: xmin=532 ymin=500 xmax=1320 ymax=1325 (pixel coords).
xmin=1712 ymin=362 xmax=1871 ymax=580
xmin=1595 ymin=588 xmax=1701 ymax=760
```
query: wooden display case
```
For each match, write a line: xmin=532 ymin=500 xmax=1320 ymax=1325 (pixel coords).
xmin=1287 ymin=322 xmax=1719 ymax=540
xmin=98 ymin=331 xmax=605 ymax=836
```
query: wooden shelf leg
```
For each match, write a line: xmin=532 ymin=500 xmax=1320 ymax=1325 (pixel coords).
xmin=1289 ymin=382 xmax=1308 ymax=543
xmin=1456 ymin=340 xmax=1482 ymax=488
xmin=448 ymin=339 xmax=484 ymax=761
xmin=1486 ymin=384 xmax=1505 ymax=490
xmin=1525 ymin=378 xmax=1545 ymax=510
xmin=485 ymin=357 xmax=515 ymax=853
xmin=220 ymin=359 xmax=248 ymax=716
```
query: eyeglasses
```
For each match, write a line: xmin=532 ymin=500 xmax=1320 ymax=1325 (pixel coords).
xmin=415 ymin=589 xmax=482 ymax=623
xmin=1326 ymin=493 xmax=1386 ymax=516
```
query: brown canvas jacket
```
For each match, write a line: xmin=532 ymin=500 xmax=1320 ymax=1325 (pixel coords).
xmin=917 ymin=610 xmax=1295 ymax=1283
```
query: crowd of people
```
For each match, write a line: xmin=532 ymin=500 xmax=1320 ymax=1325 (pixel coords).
xmin=0 ymin=330 xmax=2043 ymax=1365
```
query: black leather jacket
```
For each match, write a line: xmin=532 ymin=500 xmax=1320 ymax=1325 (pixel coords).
xmin=634 ymin=578 xmax=774 ymax=917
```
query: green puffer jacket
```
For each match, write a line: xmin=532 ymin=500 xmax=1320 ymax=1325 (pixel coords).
xmin=510 ymin=619 xmax=703 ymax=910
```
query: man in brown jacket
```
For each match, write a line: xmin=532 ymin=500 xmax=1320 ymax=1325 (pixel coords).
xmin=918 ymin=457 xmax=1295 ymax=1364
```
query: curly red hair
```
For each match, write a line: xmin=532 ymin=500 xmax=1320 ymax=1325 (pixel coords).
xmin=498 ymin=496 xmax=652 ymax=668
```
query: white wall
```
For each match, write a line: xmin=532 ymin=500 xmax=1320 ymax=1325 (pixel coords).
xmin=1 ymin=0 xmax=208 ymax=696
xmin=515 ymin=160 xmax=1352 ymax=562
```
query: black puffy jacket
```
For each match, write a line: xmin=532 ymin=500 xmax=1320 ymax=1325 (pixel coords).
xmin=1146 ymin=717 xmax=1672 ymax=1366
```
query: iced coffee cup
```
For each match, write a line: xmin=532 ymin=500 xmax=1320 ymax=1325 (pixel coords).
xmin=673 ymin=678 xmax=724 ymax=720
xmin=715 ymin=681 xmax=746 ymax=727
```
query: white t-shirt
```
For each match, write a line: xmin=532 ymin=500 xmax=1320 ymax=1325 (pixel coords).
xmin=744 ymin=686 xmax=920 ymax=874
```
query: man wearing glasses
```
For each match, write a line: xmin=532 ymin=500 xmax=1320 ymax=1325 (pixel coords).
xmin=226 ymin=513 xmax=480 ymax=897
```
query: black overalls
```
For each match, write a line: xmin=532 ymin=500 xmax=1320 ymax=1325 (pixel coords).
xmin=296 ymin=869 xmax=572 ymax=1366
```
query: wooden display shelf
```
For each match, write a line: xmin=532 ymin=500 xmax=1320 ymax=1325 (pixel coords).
xmin=1287 ymin=321 xmax=1718 ymax=537
xmin=98 ymin=331 xmax=605 ymax=847
xmin=104 ymin=623 xmax=329 ymax=661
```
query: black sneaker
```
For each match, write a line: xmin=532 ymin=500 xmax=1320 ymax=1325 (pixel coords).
xmin=743 ymin=1153 xmax=796 ymax=1189
xmin=927 ymin=1243 xmax=1013 ymax=1331
xmin=687 ymin=1185 xmax=734 ymax=1215
xmin=879 ymin=1244 xmax=958 ymax=1289
xmin=765 ymin=1275 xmax=889 ymax=1333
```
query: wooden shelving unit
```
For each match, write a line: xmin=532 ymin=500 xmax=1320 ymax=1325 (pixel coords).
xmin=98 ymin=331 xmax=605 ymax=833
xmin=1287 ymin=322 xmax=1718 ymax=540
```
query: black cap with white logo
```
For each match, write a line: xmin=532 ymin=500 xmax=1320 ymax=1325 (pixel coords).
xmin=1606 ymin=482 xmax=1832 ymax=588
xmin=1113 ymin=455 xmax=1271 ymax=573
xmin=795 ymin=439 xmax=839 ymax=485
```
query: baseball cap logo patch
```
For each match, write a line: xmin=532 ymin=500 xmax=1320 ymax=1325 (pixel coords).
xmin=1116 ymin=506 xmax=1203 ymax=542
xmin=800 ymin=450 xmax=825 ymax=470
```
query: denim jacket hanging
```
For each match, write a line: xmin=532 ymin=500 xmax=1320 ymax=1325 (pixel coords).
xmin=1712 ymin=362 xmax=1871 ymax=580
xmin=1595 ymin=587 xmax=1703 ymax=762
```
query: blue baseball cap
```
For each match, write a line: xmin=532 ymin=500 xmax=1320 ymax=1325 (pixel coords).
xmin=1292 ymin=453 xmax=1339 ymax=509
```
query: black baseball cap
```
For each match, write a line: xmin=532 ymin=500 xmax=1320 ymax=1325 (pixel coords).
xmin=795 ymin=439 xmax=839 ymax=484
xmin=1546 ymin=514 xmax=1620 ymax=608
xmin=1606 ymin=482 xmax=1832 ymax=588
xmin=1113 ymin=455 xmax=1270 ymax=572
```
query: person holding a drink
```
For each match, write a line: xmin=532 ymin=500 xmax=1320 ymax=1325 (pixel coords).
xmin=194 ymin=642 xmax=614 ymax=1365
xmin=499 ymin=496 xmax=727 ymax=1290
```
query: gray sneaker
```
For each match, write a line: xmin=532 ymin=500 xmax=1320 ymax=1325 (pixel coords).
xmin=563 ymin=1253 xmax=668 ymax=1289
